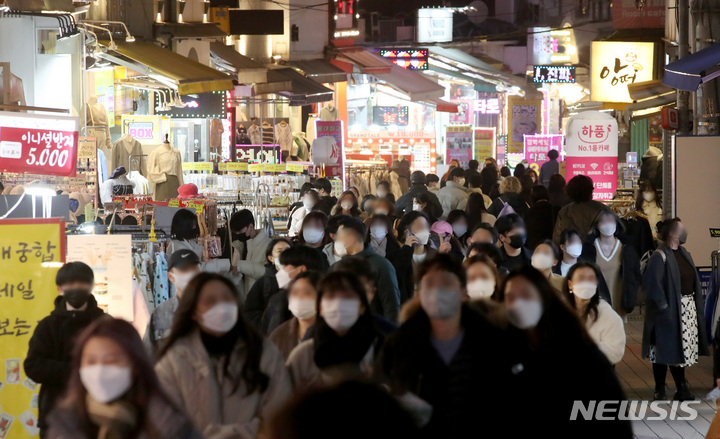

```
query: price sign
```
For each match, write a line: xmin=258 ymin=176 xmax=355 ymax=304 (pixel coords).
xmin=265 ymin=164 xmax=286 ymax=173
xmin=77 ymin=137 xmax=97 ymax=160
xmin=228 ymin=162 xmax=248 ymax=172
xmin=185 ymin=202 xmax=205 ymax=214
xmin=168 ymin=200 xmax=180 ymax=207
xmin=218 ymin=163 xmax=228 ymax=171
xmin=286 ymin=163 xmax=304 ymax=173
xmin=193 ymin=162 xmax=213 ymax=171
xmin=0 ymin=112 xmax=79 ymax=177
xmin=181 ymin=162 xmax=193 ymax=171
xmin=248 ymin=163 xmax=264 ymax=172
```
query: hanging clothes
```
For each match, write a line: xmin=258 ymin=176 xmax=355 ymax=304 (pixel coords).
xmin=128 ymin=171 xmax=150 ymax=195
xmin=97 ymin=149 xmax=109 ymax=183
xmin=275 ymin=122 xmax=293 ymax=154
xmin=248 ymin=124 xmax=262 ymax=144
xmin=306 ymin=115 xmax=318 ymax=142
xmin=112 ymin=137 xmax=147 ymax=176
xmin=320 ymin=104 xmax=338 ymax=121
xmin=154 ymin=251 xmax=169 ymax=305
xmin=262 ymin=123 xmax=274 ymax=145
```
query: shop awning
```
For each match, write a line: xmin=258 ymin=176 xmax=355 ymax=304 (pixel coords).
xmin=101 ymin=42 xmax=234 ymax=95
xmin=154 ymin=22 xmax=227 ymax=39
xmin=663 ymin=42 xmax=720 ymax=91
xmin=262 ymin=68 xmax=334 ymax=105
xmin=427 ymin=64 xmax=497 ymax=93
xmin=209 ymin=42 xmax=268 ymax=85
xmin=336 ymin=47 xmax=393 ymax=74
xmin=288 ymin=59 xmax=347 ymax=83
xmin=628 ymin=80 xmax=675 ymax=101
xmin=428 ymin=46 xmax=542 ymax=99
xmin=373 ymin=65 xmax=445 ymax=101
xmin=423 ymin=98 xmax=459 ymax=113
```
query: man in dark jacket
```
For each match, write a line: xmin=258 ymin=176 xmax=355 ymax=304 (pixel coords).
xmin=24 ymin=262 xmax=105 ymax=438
xmin=539 ymin=149 xmax=560 ymax=187
xmin=496 ymin=214 xmax=532 ymax=271
xmin=314 ymin=178 xmax=338 ymax=216
xmin=394 ymin=171 xmax=443 ymax=217
xmin=463 ymin=159 xmax=481 ymax=187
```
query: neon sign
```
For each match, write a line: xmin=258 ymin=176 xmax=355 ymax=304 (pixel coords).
xmin=380 ymin=49 xmax=429 ymax=71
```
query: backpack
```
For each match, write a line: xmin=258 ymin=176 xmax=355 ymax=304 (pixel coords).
xmin=497 ymin=199 xmax=517 ymax=219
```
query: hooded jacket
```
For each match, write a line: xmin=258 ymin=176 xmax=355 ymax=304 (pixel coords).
xmin=394 ymin=184 xmax=443 ymax=218
xmin=24 ymin=295 xmax=105 ymax=436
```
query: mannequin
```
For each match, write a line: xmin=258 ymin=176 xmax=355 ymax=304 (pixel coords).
xmin=112 ymin=133 xmax=147 ymax=176
xmin=292 ymin=132 xmax=310 ymax=161
xmin=100 ymin=166 xmax=135 ymax=204
xmin=86 ymin=96 xmax=113 ymax=170
xmin=209 ymin=118 xmax=224 ymax=151
xmin=247 ymin=118 xmax=262 ymax=144
xmin=236 ymin=124 xmax=251 ymax=144
xmin=275 ymin=120 xmax=293 ymax=156
xmin=319 ymin=103 xmax=338 ymax=121
xmin=148 ymin=135 xmax=183 ymax=201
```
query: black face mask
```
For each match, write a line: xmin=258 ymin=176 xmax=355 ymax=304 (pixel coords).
xmin=508 ymin=234 xmax=526 ymax=249
xmin=64 ymin=288 xmax=91 ymax=308
xmin=679 ymin=230 xmax=688 ymax=245
xmin=233 ymin=232 xmax=250 ymax=242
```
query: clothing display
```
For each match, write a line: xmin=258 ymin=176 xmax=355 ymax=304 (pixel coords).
xmin=86 ymin=97 xmax=113 ymax=171
xmin=128 ymin=171 xmax=150 ymax=195
xmin=147 ymin=142 xmax=184 ymax=201
xmin=209 ymin=119 xmax=224 ymax=150
xmin=247 ymin=123 xmax=262 ymax=144
xmin=262 ymin=122 xmax=274 ymax=145
xmin=112 ymin=135 xmax=147 ymax=176
xmin=275 ymin=121 xmax=293 ymax=154
xmin=319 ymin=104 xmax=338 ymax=121
xmin=292 ymin=134 xmax=311 ymax=161
xmin=306 ymin=115 xmax=318 ymax=142
xmin=100 ymin=175 xmax=136 ymax=204
xmin=97 ymin=149 xmax=108 ymax=183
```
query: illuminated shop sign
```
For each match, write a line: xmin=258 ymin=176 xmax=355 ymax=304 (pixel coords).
xmin=474 ymin=98 xmax=500 ymax=114
xmin=158 ymin=91 xmax=227 ymax=119
xmin=591 ymin=41 xmax=655 ymax=103
xmin=379 ymin=49 xmax=429 ymax=70
xmin=334 ymin=0 xmax=359 ymax=38
xmin=532 ymin=65 xmax=575 ymax=83
xmin=373 ymin=106 xmax=409 ymax=126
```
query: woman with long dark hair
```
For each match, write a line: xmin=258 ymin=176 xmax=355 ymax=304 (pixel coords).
xmin=288 ymin=188 xmax=320 ymax=237
xmin=269 ymin=271 xmax=322 ymax=359
xmin=465 ymin=192 xmax=496 ymax=232
xmin=286 ymin=271 xmax=385 ymax=392
xmin=500 ymin=266 xmax=631 ymax=437
xmin=480 ymin=163 xmax=499 ymax=197
xmin=563 ymin=262 xmax=625 ymax=364
xmin=244 ymin=238 xmax=292 ymax=330
xmin=47 ymin=317 xmax=201 ymax=439
xmin=170 ymin=209 xmax=232 ymax=273
xmin=365 ymin=213 xmax=401 ymax=261
xmin=643 ymin=218 xmax=709 ymax=401
xmin=393 ymin=211 xmax=436 ymax=303
xmin=155 ymin=273 xmax=291 ymax=437
xmin=331 ymin=190 xmax=361 ymax=217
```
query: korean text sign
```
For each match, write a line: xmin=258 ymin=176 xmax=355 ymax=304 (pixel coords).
xmin=524 ymin=134 xmax=563 ymax=172
xmin=0 ymin=112 xmax=79 ymax=177
xmin=565 ymin=111 xmax=619 ymax=201
xmin=508 ymin=97 xmax=541 ymax=154
xmin=591 ymin=42 xmax=655 ymax=103
xmin=313 ymin=121 xmax=345 ymax=180
xmin=0 ymin=218 xmax=65 ymax=439
xmin=446 ymin=125 xmax=473 ymax=168
xmin=474 ymin=128 xmax=495 ymax=161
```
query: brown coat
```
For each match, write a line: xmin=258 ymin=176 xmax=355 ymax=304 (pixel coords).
xmin=268 ymin=317 xmax=302 ymax=359
xmin=155 ymin=330 xmax=292 ymax=439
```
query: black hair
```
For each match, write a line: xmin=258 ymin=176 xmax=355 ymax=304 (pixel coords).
xmin=548 ymin=174 xmax=566 ymax=200
xmin=299 ymin=182 xmax=315 ymax=198
xmin=265 ymin=238 xmax=292 ymax=266
xmin=56 ymin=261 xmax=94 ymax=286
xmin=279 ymin=245 xmax=325 ymax=272
xmin=337 ymin=216 xmax=366 ymax=241
xmin=535 ymin=239 xmax=560 ymax=261
xmin=495 ymin=213 xmax=525 ymax=236
xmin=287 ymin=270 xmax=323 ymax=296
xmin=500 ymin=166 xmax=511 ymax=178
xmin=513 ymin=163 xmax=526 ymax=178
xmin=480 ymin=165 xmax=499 ymax=195
xmin=332 ymin=190 xmax=361 ymax=217
xmin=548 ymin=149 xmax=559 ymax=160
xmin=417 ymin=253 xmax=467 ymax=288
xmin=426 ymin=173 xmax=440 ymax=184
xmin=470 ymin=222 xmax=498 ymax=244
xmin=397 ymin=210 xmax=430 ymax=239
xmin=468 ymin=159 xmax=479 ymax=171
xmin=314 ymin=178 xmax=332 ymax=195
xmin=563 ymin=261 xmax=602 ymax=324
xmin=317 ymin=271 xmax=370 ymax=309
xmin=377 ymin=180 xmax=391 ymax=190
xmin=636 ymin=181 xmax=662 ymax=213
xmin=413 ymin=191 xmax=434 ymax=208
xmin=466 ymin=192 xmax=488 ymax=220
xmin=160 ymin=273 xmax=269 ymax=394
xmin=365 ymin=214 xmax=400 ymax=248
xmin=531 ymin=185 xmax=549 ymax=204
xmin=229 ymin=209 xmax=255 ymax=232
xmin=566 ymin=175 xmax=595 ymax=203
xmin=559 ymin=228 xmax=582 ymax=246
xmin=446 ymin=210 xmax=468 ymax=227
xmin=468 ymin=173 xmax=483 ymax=189
xmin=658 ymin=217 xmax=682 ymax=242
xmin=304 ymin=189 xmax=321 ymax=205
xmin=326 ymin=214 xmax=347 ymax=236
xmin=171 ymin=209 xmax=200 ymax=240
xmin=587 ymin=209 xmax=625 ymax=242
xmin=334 ymin=256 xmax=379 ymax=287
xmin=297 ymin=211 xmax=330 ymax=246
xmin=360 ymin=194 xmax=377 ymax=212
xmin=449 ymin=167 xmax=465 ymax=180
xmin=462 ymin=254 xmax=501 ymax=300
xmin=467 ymin=242 xmax=503 ymax=267
xmin=410 ymin=170 xmax=426 ymax=185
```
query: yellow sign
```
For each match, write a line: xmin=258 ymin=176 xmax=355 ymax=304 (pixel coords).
xmin=168 ymin=200 xmax=180 ymax=207
xmin=228 ymin=162 xmax=248 ymax=172
xmin=591 ymin=41 xmax=655 ymax=103
xmin=248 ymin=163 xmax=265 ymax=172
xmin=193 ymin=162 xmax=213 ymax=171
xmin=265 ymin=164 xmax=286 ymax=173
xmin=0 ymin=219 xmax=64 ymax=439
xmin=181 ymin=162 xmax=193 ymax=171
xmin=286 ymin=163 xmax=304 ymax=173
xmin=77 ymin=137 xmax=97 ymax=160
xmin=185 ymin=202 xmax=205 ymax=214
xmin=218 ymin=163 xmax=228 ymax=171
xmin=507 ymin=97 xmax=542 ymax=154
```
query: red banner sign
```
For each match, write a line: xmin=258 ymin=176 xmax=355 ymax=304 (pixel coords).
xmin=0 ymin=113 xmax=79 ymax=177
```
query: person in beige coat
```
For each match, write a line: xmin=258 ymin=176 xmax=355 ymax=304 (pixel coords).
xmin=155 ymin=273 xmax=292 ymax=439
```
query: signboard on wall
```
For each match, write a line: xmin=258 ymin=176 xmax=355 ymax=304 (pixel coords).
xmin=475 ymin=98 xmax=501 ymax=114
xmin=0 ymin=218 xmax=65 ymax=439
xmin=373 ymin=106 xmax=409 ymax=126
xmin=591 ymin=41 xmax=655 ymax=103
xmin=529 ymin=27 xmax=579 ymax=65
xmin=0 ymin=112 xmax=79 ymax=177
xmin=121 ymin=115 xmax=167 ymax=146
xmin=236 ymin=144 xmax=281 ymax=163
xmin=532 ymin=65 xmax=575 ymax=83
xmin=446 ymin=125 xmax=473 ymax=168
xmin=474 ymin=128 xmax=495 ymax=161
xmin=507 ymin=97 xmax=541 ymax=154
xmin=524 ymin=134 xmax=563 ymax=173
xmin=380 ymin=49 xmax=429 ymax=70
xmin=157 ymin=91 xmax=227 ymax=119
xmin=417 ymin=8 xmax=453 ymax=43
xmin=613 ymin=0 xmax=665 ymax=29
xmin=313 ymin=120 xmax=345 ymax=181
xmin=565 ymin=111 xmax=618 ymax=200
xmin=496 ymin=135 xmax=507 ymax=165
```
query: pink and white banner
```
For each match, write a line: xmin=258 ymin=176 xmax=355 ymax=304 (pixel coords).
xmin=565 ymin=111 xmax=618 ymax=201
xmin=523 ymin=134 xmax=563 ymax=174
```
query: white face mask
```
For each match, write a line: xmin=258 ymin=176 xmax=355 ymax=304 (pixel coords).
xmin=303 ymin=199 xmax=315 ymax=210
xmin=598 ymin=222 xmax=617 ymax=237
xmin=370 ymin=226 xmax=388 ymax=241
xmin=466 ymin=278 xmax=495 ymax=300
xmin=374 ymin=209 xmax=389 ymax=216
xmin=642 ymin=192 xmax=655 ymax=202
xmin=321 ymin=298 xmax=360 ymax=331
xmin=171 ymin=270 xmax=198 ymax=292
xmin=334 ymin=240 xmax=347 ymax=257
xmin=452 ymin=224 xmax=468 ymax=237
xmin=80 ymin=365 xmax=132 ymax=403
xmin=412 ymin=203 xmax=422 ymax=212
xmin=341 ymin=201 xmax=353 ymax=211
xmin=276 ymin=266 xmax=297 ymax=289
xmin=201 ymin=302 xmax=238 ymax=334
xmin=571 ymin=281 xmax=597 ymax=300
xmin=414 ymin=230 xmax=430 ymax=246
xmin=420 ymin=288 xmax=462 ymax=319
xmin=303 ymin=227 xmax=324 ymax=244
xmin=507 ymin=299 xmax=543 ymax=329
xmin=565 ymin=243 xmax=583 ymax=258
xmin=377 ymin=189 xmax=387 ymax=198
xmin=274 ymin=257 xmax=282 ymax=270
xmin=289 ymin=297 xmax=316 ymax=320
xmin=531 ymin=253 xmax=555 ymax=270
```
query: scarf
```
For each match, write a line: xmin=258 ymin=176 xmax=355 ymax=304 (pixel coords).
xmin=369 ymin=238 xmax=387 ymax=257
xmin=313 ymin=313 xmax=378 ymax=369
xmin=86 ymin=394 xmax=139 ymax=439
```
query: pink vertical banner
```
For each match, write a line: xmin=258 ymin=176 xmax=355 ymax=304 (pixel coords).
xmin=565 ymin=112 xmax=618 ymax=201
xmin=523 ymin=134 xmax=563 ymax=174
xmin=313 ymin=120 xmax=345 ymax=186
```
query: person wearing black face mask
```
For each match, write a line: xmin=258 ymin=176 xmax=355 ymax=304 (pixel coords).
xmin=25 ymin=262 xmax=105 ymax=438
xmin=496 ymin=214 xmax=532 ymax=272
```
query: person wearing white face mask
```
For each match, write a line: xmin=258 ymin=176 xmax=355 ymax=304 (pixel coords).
xmin=380 ymin=254 xmax=519 ymax=438
xmin=244 ymin=238 xmax=292 ymax=331
xmin=635 ymin=182 xmax=662 ymax=238
xmin=155 ymin=273 xmax=292 ymax=438
xmin=463 ymin=254 xmax=500 ymax=300
xmin=563 ymin=262 xmax=625 ymax=365
xmin=146 ymin=249 xmax=202 ymax=353
xmin=501 ymin=265 xmax=632 ymax=437
xmin=296 ymin=211 xmax=329 ymax=251
xmin=331 ymin=190 xmax=361 ymax=217
xmin=584 ymin=210 xmax=641 ymax=316
xmin=47 ymin=318 xmax=202 ymax=439
xmin=393 ymin=211 xmax=436 ymax=304
xmin=288 ymin=189 xmax=320 ymax=237
xmin=555 ymin=228 xmax=584 ymax=277
xmin=437 ymin=167 xmax=470 ymax=220
xmin=531 ymin=240 xmax=564 ymax=292
xmin=269 ymin=272 xmax=321 ymax=359
xmin=286 ymin=272 xmax=384 ymax=392
xmin=365 ymin=214 xmax=401 ymax=260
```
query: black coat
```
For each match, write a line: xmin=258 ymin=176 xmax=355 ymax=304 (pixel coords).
xmin=379 ymin=305 xmax=522 ymax=438
xmin=499 ymin=245 xmax=532 ymax=272
xmin=582 ymin=239 xmax=641 ymax=313
xmin=390 ymin=245 xmax=438 ymax=304
xmin=394 ymin=184 xmax=443 ymax=218
xmin=244 ymin=265 xmax=280 ymax=332
xmin=317 ymin=195 xmax=338 ymax=216
xmin=487 ymin=192 xmax=529 ymax=218
xmin=642 ymin=245 xmax=709 ymax=364
xmin=524 ymin=200 xmax=559 ymax=250
xmin=261 ymin=289 xmax=291 ymax=335
xmin=24 ymin=295 xmax=105 ymax=436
